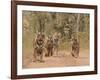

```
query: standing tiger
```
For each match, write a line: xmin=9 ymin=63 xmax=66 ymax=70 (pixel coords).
xmin=45 ymin=36 xmax=53 ymax=57
xmin=53 ymin=34 xmax=59 ymax=56
xmin=33 ymin=32 xmax=45 ymax=62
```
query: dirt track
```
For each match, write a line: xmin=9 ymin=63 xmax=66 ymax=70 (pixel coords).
xmin=23 ymin=50 xmax=89 ymax=69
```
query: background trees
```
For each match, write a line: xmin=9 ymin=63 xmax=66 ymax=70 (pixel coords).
xmin=22 ymin=11 xmax=90 ymax=53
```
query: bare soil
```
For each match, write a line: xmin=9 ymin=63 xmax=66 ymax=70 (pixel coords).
xmin=23 ymin=50 xmax=89 ymax=69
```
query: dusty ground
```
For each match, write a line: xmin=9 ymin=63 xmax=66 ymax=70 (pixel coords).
xmin=23 ymin=50 xmax=89 ymax=69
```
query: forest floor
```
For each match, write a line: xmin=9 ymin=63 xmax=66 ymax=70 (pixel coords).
xmin=23 ymin=50 xmax=89 ymax=69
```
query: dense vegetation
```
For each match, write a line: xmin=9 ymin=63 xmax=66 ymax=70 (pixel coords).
xmin=22 ymin=11 xmax=90 ymax=57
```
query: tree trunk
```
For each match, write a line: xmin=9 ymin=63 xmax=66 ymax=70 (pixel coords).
xmin=76 ymin=14 xmax=80 ymax=40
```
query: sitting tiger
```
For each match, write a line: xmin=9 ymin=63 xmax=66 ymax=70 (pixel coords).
xmin=71 ymin=38 xmax=80 ymax=58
